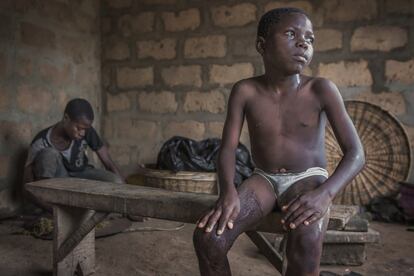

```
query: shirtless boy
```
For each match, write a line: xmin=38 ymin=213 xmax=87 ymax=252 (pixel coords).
xmin=24 ymin=98 xmax=124 ymax=212
xmin=193 ymin=8 xmax=365 ymax=276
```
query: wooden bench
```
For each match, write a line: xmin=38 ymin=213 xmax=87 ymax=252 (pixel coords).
xmin=26 ymin=178 xmax=379 ymax=276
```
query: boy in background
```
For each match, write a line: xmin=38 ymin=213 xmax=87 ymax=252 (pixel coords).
xmin=24 ymin=98 xmax=124 ymax=211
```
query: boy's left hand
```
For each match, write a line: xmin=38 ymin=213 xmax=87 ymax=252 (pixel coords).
xmin=281 ymin=188 xmax=331 ymax=229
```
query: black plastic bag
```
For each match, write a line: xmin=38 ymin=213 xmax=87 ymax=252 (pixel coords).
xmin=156 ymin=136 xmax=254 ymax=187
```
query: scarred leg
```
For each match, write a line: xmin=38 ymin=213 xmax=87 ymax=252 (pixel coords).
xmin=193 ymin=175 xmax=276 ymax=276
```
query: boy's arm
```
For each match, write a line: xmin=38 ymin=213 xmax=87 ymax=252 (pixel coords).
xmin=197 ymin=82 xmax=247 ymax=235
xmin=96 ymin=145 xmax=125 ymax=183
xmin=283 ymin=79 xmax=365 ymax=229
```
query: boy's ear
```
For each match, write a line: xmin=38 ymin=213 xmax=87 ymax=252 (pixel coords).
xmin=256 ymin=36 xmax=265 ymax=55
xmin=63 ymin=113 xmax=70 ymax=123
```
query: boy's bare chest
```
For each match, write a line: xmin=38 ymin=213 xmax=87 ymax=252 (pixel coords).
xmin=246 ymin=94 xmax=321 ymax=135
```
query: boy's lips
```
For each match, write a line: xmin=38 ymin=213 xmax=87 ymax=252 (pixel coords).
xmin=292 ymin=54 xmax=307 ymax=63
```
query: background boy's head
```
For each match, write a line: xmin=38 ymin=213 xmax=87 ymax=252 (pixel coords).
xmin=257 ymin=7 xmax=308 ymax=40
xmin=62 ymin=98 xmax=94 ymax=140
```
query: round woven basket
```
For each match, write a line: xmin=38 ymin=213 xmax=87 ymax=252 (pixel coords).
xmin=326 ymin=100 xmax=411 ymax=205
xmin=127 ymin=164 xmax=218 ymax=195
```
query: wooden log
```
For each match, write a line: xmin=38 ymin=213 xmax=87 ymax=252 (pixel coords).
xmin=53 ymin=205 xmax=95 ymax=276
xmin=26 ymin=179 xmax=358 ymax=233
xmin=246 ymin=231 xmax=284 ymax=272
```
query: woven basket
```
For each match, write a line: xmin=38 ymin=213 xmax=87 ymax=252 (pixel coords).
xmin=127 ymin=164 xmax=218 ymax=195
xmin=326 ymin=100 xmax=411 ymax=205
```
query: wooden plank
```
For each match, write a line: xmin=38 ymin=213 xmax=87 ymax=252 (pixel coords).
xmin=26 ymin=179 xmax=357 ymax=233
xmin=56 ymin=211 xmax=108 ymax=262
xmin=246 ymin=231 xmax=283 ymax=273
xmin=53 ymin=206 xmax=95 ymax=276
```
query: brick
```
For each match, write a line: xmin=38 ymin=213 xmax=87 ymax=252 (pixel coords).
xmin=0 ymin=120 xmax=32 ymax=146
xmin=116 ymin=119 xmax=159 ymax=141
xmin=161 ymin=65 xmax=202 ymax=87
xmin=137 ymin=38 xmax=176 ymax=60
xmin=0 ymin=156 xmax=9 ymax=178
xmin=162 ymin=8 xmax=200 ymax=32
xmin=103 ymin=117 xmax=115 ymax=140
xmin=353 ymin=91 xmax=406 ymax=116
xmin=209 ymin=63 xmax=254 ymax=85
xmin=385 ymin=59 xmax=414 ymax=85
xmin=183 ymin=91 xmax=226 ymax=113
xmin=314 ymin=29 xmax=342 ymax=51
xmin=184 ymin=35 xmax=226 ymax=58
xmin=318 ymin=60 xmax=373 ymax=87
xmin=106 ymin=0 xmax=131 ymax=9
xmin=351 ymin=26 xmax=407 ymax=52
xmin=39 ymin=62 xmax=72 ymax=85
xmin=164 ymin=121 xmax=205 ymax=140
xmin=118 ymin=13 xmax=154 ymax=36
xmin=386 ymin=0 xmax=414 ymax=15
xmin=322 ymin=0 xmax=377 ymax=21
xmin=107 ymin=93 xmax=132 ymax=112
xmin=108 ymin=145 xmax=130 ymax=166
xmin=265 ymin=1 xmax=313 ymax=15
xmin=20 ymin=22 xmax=56 ymax=49
xmin=230 ymin=34 xmax=259 ymax=57
xmin=211 ymin=3 xmax=256 ymax=27
xmin=206 ymin=122 xmax=224 ymax=138
xmin=57 ymin=90 xmax=70 ymax=111
xmin=17 ymin=85 xmax=53 ymax=114
xmin=104 ymin=38 xmax=129 ymax=60
xmin=138 ymin=91 xmax=178 ymax=113
xmin=116 ymin=67 xmax=153 ymax=89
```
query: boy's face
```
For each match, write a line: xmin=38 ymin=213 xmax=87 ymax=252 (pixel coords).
xmin=258 ymin=13 xmax=314 ymax=74
xmin=62 ymin=114 xmax=92 ymax=140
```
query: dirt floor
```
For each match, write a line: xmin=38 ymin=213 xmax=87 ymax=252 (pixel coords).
xmin=0 ymin=216 xmax=413 ymax=276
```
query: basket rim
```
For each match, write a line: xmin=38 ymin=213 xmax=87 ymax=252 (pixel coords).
xmin=137 ymin=164 xmax=217 ymax=181
xmin=344 ymin=100 xmax=412 ymax=181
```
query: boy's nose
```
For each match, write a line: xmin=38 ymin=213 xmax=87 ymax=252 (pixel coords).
xmin=296 ymin=40 xmax=309 ymax=50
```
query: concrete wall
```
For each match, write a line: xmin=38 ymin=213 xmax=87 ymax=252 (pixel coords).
xmin=0 ymin=0 xmax=101 ymax=218
xmin=102 ymin=0 xmax=414 ymax=178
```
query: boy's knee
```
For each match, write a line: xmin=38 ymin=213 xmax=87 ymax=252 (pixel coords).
xmin=193 ymin=227 xmax=228 ymax=256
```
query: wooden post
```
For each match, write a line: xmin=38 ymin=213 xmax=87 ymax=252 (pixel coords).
xmin=53 ymin=205 xmax=96 ymax=276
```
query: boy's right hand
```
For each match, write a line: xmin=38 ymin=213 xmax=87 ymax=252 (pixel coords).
xmin=197 ymin=189 xmax=240 ymax=236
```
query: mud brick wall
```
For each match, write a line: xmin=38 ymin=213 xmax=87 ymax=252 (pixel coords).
xmin=0 ymin=0 xmax=101 ymax=217
xmin=102 ymin=0 xmax=414 ymax=178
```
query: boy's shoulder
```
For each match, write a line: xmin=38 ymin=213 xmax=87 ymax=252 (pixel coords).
xmin=31 ymin=125 xmax=52 ymax=145
xmin=231 ymin=76 xmax=265 ymax=97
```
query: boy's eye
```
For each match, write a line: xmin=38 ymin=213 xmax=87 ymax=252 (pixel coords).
xmin=285 ymin=30 xmax=295 ymax=38
xmin=307 ymin=37 xmax=315 ymax=44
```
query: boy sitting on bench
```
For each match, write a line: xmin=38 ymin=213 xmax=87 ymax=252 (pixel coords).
xmin=194 ymin=8 xmax=365 ymax=276
xmin=24 ymin=98 xmax=124 ymax=212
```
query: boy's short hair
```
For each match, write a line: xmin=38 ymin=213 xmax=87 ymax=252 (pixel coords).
xmin=64 ymin=98 xmax=94 ymax=122
xmin=257 ymin=7 xmax=308 ymax=39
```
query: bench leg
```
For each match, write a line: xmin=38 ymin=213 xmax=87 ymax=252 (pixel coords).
xmin=53 ymin=205 xmax=96 ymax=276
xmin=246 ymin=231 xmax=284 ymax=273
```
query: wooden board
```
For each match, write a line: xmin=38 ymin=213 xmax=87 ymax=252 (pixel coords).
xmin=26 ymin=179 xmax=358 ymax=233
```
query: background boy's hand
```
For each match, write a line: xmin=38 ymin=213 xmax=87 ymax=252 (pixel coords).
xmin=197 ymin=190 xmax=240 ymax=235
xmin=281 ymin=187 xmax=331 ymax=229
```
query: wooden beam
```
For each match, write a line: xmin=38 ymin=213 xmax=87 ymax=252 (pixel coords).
xmin=26 ymin=179 xmax=358 ymax=233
